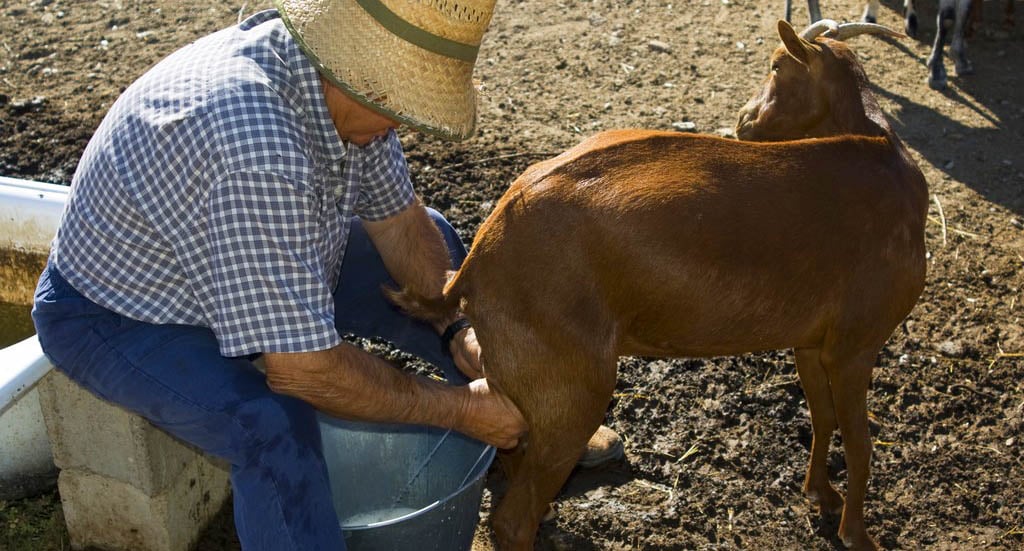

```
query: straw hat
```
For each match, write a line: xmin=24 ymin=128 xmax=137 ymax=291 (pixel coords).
xmin=274 ymin=0 xmax=496 ymax=141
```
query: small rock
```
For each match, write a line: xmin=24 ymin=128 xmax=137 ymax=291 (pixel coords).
xmin=944 ymin=160 xmax=955 ymax=169
xmin=673 ymin=121 xmax=697 ymax=132
xmin=1011 ymin=218 xmax=1023 ymax=230
xmin=716 ymin=127 xmax=737 ymax=139
xmin=937 ymin=340 xmax=964 ymax=358
xmin=9 ymin=95 xmax=47 ymax=114
xmin=648 ymin=39 xmax=672 ymax=53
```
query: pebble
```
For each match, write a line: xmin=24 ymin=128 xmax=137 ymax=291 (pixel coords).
xmin=9 ymin=96 xmax=47 ymax=114
xmin=937 ymin=340 xmax=964 ymax=358
xmin=673 ymin=121 xmax=697 ymax=132
xmin=716 ymin=127 xmax=737 ymax=139
xmin=648 ymin=39 xmax=672 ymax=53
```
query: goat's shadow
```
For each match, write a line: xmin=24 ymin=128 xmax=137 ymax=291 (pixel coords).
xmin=869 ymin=1 xmax=1024 ymax=216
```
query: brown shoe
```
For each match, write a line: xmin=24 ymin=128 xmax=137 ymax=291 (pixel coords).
xmin=577 ymin=424 xmax=624 ymax=468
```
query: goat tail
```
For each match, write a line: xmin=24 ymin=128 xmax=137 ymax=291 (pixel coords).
xmin=382 ymin=269 xmax=465 ymax=326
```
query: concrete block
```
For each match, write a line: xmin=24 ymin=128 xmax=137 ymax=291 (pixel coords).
xmin=58 ymin=452 xmax=230 ymax=551
xmin=0 ymin=385 xmax=57 ymax=500
xmin=38 ymin=369 xmax=232 ymax=551
xmin=38 ymin=370 xmax=202 ymax=495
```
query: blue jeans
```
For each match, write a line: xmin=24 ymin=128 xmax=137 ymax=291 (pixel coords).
xmin=32 ymin=210 xmax=468 ymax=550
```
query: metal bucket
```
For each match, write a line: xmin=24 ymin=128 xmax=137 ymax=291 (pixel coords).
xmin=318 ymin=415 xmax=495 ymax=551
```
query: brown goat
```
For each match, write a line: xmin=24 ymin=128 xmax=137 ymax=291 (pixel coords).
xmin=391 ymin=19 xmax=927 ymax=551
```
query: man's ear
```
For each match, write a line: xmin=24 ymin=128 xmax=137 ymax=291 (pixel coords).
xmin=778 ymin=19 xmax=813 ymax=65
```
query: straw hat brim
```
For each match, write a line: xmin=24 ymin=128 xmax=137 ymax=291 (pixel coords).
xmin=274 ymin=0 xmax=480 ymax=141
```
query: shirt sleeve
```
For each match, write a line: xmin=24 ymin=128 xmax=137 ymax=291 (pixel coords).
xmin=348 ymin=129 xmax=416 ymax=220
xmin=196 ymin=170 xmax=341 ymax=357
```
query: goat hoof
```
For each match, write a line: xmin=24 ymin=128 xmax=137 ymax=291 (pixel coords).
xmin=806 ymin=487 xmax=844 ymax=515
xmin=541 ymin=503 xmax=557 ymax=523
xmin=927 ymin=76 xmax=947 ymax=90
xmin=841 ymin=532 xmax=880 ymax=551
xmin=955 ymin=62 xmax=975 ymax=77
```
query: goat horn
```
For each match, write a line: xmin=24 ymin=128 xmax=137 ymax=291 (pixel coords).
xmin=799 ymin=19 xmax=839 ymax=40
xmin=826 ymin=22 xmax=908 ymax=41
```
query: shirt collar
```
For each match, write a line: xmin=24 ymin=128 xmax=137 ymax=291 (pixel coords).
xmin=276 ymin=14 xmax=348 ymax=165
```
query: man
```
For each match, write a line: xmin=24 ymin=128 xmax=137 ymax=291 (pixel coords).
xmin=32 ymin=0 xmax=621 ymax=548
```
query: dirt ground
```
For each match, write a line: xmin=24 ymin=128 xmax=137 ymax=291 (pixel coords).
xmin=2 ymin=0 xmax=1023 ymax=549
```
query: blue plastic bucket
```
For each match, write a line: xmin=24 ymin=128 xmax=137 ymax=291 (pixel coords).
xmin=318 ymin=416 xmax=496 ymax=551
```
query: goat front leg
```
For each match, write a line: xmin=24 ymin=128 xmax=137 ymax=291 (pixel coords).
xmin=927 ymin=2 xmax=955 ymax=89
xmin=862 ymin=0 xmax=880 ymax=23
xmin=904 ymin=0 xmax=920 ymax=37
xmin=808 ymin=0 xmax=823 ymax=23
xmin=824 ymin=354 xmax=878 ymax=551
xmin=795 ymin=347 xmax=844 ymax=514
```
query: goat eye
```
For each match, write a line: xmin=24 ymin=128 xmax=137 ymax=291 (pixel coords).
xmin=771 ymin=63 xmax=780 ymax=73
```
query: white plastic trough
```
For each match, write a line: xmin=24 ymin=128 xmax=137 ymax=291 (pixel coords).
xmin=0 ymin=175 xmax=66 ymax=499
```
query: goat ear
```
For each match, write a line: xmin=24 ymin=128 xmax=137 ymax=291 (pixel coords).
xmin=777 ymin=19 xmax=812 ymax=65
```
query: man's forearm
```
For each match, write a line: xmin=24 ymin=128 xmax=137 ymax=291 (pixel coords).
xmin=264 ymin=344 xmax=467 ymax=428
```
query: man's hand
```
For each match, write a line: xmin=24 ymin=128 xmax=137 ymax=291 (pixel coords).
xmin=449 ymin=326 xmax=483 ymax=379
xmin=460 ymin=378 xmax=528 ymax=449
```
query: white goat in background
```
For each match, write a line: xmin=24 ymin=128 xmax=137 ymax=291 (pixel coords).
xmin=784 ymin=0 xmax=980 ymax=90
xmin=784 ymin=0 xmax=881 ymax=23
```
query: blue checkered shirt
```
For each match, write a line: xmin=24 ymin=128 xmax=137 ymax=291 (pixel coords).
xmin=52 ymin=10 xmax=416 ymax=357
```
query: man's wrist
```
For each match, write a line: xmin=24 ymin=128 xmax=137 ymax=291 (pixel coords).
xmin=441 ymin=318 xmax=472 ymax=354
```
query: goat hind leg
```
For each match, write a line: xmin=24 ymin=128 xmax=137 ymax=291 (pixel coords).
xmin=488 ymin=348 xmax=618 ymax=550
xmin=795 ymin=348 xmax=844 ymax=515
xmin=951 ymin=0 xmax=975 ymax=76
xmin=823 ymin=354 xmax=878 ymax=551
